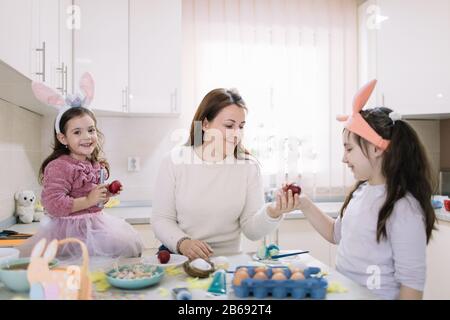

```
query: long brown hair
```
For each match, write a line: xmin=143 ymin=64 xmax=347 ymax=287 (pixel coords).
xmin=39 ymin=107 xmax=109 ymax=183
xmin=340 ymin=107 xmax=436 ymax=243
xmin=186 ymin=88 xmax=252 ymax=160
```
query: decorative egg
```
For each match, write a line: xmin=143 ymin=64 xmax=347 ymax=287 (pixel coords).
xmin=271 ymin=272 xmax=287 ymax=280
xmin=290 ymin=272 xmax=305 ymax=280
xmin=257 ymin=245 xmax=268 ymax=259
xmin=253 ymin=271 xmax=268 ymax=280
xmin=189 ymin=258 xmax=212 ymax=271
xmin=233 ymin=271 xmax=249 ymax=286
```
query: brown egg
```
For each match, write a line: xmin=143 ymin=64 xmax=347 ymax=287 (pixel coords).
xmin=290 ymin=272 xmax=305 ymax=280
xmin=253 ymin=271 xmax=268 ymax=280
xmin=289 ymin=267 xmax=302 ymax=273
xmin=271 ymin=268 xmax=284 ymax=274
xmin=254 ymin=266 xmax=267 ymax=273
xmin=237 ymin=267 xmax=248 ymax=273
xmin=271 ymin=272 xmax=287 ymax=280
xmin=233 ymin=271 xmax=249 ymax=286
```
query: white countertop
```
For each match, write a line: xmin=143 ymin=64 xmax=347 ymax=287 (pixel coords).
xmin=0 ymin=251 xmax=378 ymax=300
xmin=7 ymin=202 xmax=449 ymax=234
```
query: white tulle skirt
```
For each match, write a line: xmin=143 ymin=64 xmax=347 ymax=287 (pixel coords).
xmin=19 ymin=212 xmax=144 ymax=263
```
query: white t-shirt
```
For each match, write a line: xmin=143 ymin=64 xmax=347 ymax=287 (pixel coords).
xmin=151 ymin=146 xmax=281 ymax=256
xmin=334 ymin=182 xmax=427 ymax=299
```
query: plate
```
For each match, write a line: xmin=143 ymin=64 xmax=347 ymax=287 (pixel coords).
xmin=252 ymin=251 xmax=306 ymax=265
xmin=142 ymin=254 xmax=188 ymax=268
xmin=106 ymin=265 xmax=164 ymax=290
xmin=251 ymin=254 xmax=285 ymax=265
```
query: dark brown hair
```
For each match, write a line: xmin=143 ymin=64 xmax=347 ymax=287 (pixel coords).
xmin=186 ymin=88 xmax=252 ymax=160
xmin=39 ymin=107 xmax=109 ymax=183
xmin=340 ymin=107 xmax=436 ymax=243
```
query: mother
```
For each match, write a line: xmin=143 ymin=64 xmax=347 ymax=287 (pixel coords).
xmin=152 ymin=88 xmax=297 ymax=259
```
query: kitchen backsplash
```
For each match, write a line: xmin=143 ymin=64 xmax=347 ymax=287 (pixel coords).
xmin=0 ymin=99 xmax=43 ymax=222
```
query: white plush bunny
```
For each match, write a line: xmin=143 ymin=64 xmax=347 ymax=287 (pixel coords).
xmin=14 ymin=190 xmax=37 ymax=224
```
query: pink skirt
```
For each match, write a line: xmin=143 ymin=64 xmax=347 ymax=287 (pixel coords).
xmin=19 ymin=212 xmax=144 ymax=261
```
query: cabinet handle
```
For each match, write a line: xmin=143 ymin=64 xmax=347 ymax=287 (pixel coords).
xmin=35 ymin=42 xmax=46 ymax=82
xmin=126 ymin=86 xmax=130 ymax=112
xmin=56 ymin=62 xmax=65 ymax=95
xmin=173 ymin=88 xmax=178 ymax=113
xmin=122 ymin=88 xmax=127 ymax=112
xmin=63 ymin=64 xmax=68 ymax=95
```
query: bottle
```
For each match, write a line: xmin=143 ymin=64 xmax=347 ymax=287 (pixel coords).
xmin=97 ymin=168 xmax=105 ymax=208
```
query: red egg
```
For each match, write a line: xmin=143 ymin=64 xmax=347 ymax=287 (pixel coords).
xmin=108 ymin=180 xmax=122 ymax=194
xmin=283 ymin=183 xmax=301 ymax=195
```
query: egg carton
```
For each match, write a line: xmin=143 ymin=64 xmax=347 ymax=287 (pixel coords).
xmin=232 ymin=266 xmax=328 ymax=299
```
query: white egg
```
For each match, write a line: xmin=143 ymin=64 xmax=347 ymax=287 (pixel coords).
xmin=190 ymin=258 xmax=212 ymax=271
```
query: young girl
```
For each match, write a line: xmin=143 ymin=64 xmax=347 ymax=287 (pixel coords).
xmin=290 ymin=80 xmax=436 ymax=300
xmin=19 ymin=73 xmax=143 ymax=260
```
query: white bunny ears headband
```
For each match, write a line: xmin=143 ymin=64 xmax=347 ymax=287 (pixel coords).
xmin=31 ymin=73 xmax=95 ymax=134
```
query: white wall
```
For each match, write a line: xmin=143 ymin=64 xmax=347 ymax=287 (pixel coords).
xmin=0 ymin=99 xmax=43 ymax=222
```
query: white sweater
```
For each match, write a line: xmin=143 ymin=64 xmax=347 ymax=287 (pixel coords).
xmin=151 ymin=146 xmax=281 ymax=256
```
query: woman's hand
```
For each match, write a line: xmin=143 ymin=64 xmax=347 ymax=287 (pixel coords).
xmin=267 ymin=187 xmax=299 ymax=219
xmin=87 ymin=184 xmax=108 ymax=206
xmin=179 ymin=239 xmax=214 ymax=260
xmin=267 ymin=183 xmax=315 ymax=218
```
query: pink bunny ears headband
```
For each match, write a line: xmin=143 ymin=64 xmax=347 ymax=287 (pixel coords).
xmin=336 ymin=79 xmax=393 ymax=151
xmin=31 ymin=73 xmax=95 ymax=134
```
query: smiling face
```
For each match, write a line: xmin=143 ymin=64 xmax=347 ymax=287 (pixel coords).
xmin=342 ymin=130 xmax=382 ymax=181
xmin=203 ymin=104 xmax=246 ymax=157
xmin=57 ymin=114 xmax=98 ymax=161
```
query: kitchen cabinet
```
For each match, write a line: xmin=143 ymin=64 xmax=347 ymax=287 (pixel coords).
xmin=359 ymin=0 xmax=450 ymax=116
xmin=0 ymin=0 xmax=72 ymax=96
xmin=128 ymin=0 xmax=181 ymax=114
xmin=73 ymin=0 xmax=129 ymax=112
xmin=0 ymin=0 xmax=33 ymax=78
xmin=132 ymin=224 xmax=161 ymax=250
xmin=424 ymin=219 xmax=450 ymax=299
xmin=73 ymin=0 xmax=181 ymax=115
xmin=278 ymin=219 xmax=333 ymax=266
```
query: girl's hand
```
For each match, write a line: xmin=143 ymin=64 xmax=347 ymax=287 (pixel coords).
xmin=179 ymin=239 xmax=214 ymax=260
xmin=87 ymin=184 xmax=108 ymax=206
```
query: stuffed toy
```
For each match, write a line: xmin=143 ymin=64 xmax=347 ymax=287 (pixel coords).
xmin=14 ymin=190 xmax=42 ymax=223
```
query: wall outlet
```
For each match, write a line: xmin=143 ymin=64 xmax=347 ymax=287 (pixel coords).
xmin=128 ymin=156 xmax=140 ymax=172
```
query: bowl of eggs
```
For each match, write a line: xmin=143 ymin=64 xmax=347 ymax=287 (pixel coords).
xmin=106 ymin=263 xmax=164 ymax=290
xmin=232 ymin=265 xmax=327 ymax=299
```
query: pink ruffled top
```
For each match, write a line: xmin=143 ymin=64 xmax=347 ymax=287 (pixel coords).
xmin=41 ymin=155 xmax=108 ymax=217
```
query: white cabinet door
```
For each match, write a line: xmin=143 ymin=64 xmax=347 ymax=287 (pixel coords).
xmin=129 ymin=0 xmax=181 ymax=114
xmin=376 ymin=0 xmax=450 ymax=116
xmin=58 ymin=0 xmax=74 ymax=96
xmin=424 ymin=220 xmax=450 ymax=299
xmin=0 ymin=0 xmax=33 ymax=78
xmin=32 ymin=0 xmax=61 ymax=89
xmin=278 ymin=219 xmax=331 ymax=266
xmin=73 ymin=0 xmax=128 ymax=112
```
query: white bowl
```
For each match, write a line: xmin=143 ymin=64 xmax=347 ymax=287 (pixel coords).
xmin=0 ymin=248 xmax=20 ymax=265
